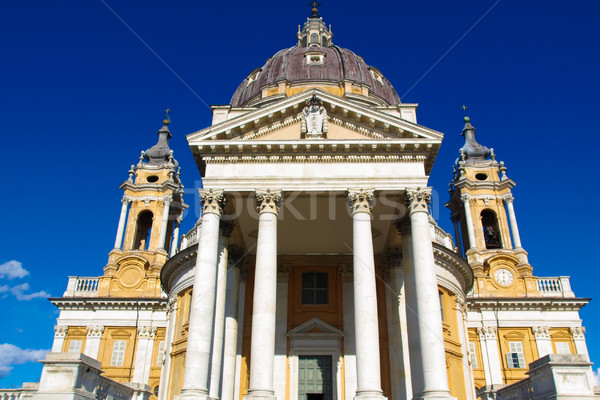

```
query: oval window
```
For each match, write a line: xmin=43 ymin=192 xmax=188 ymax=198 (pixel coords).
xmin=147 ymin=175 xmax=159 ymax=183
xmin=475 ymin=173 xmax=488 ymax=181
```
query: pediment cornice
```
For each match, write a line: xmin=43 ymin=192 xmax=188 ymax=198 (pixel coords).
xmin=187 ymin=89 xmax=443 ymax=144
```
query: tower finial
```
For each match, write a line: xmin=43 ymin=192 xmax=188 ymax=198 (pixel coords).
xmin=309 ymin=0 xmax=321 ymax=18
xmin=163 ymin=107 xmax=172 ymax=126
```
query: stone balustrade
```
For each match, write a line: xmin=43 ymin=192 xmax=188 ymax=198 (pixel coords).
xmin=62 ymin=276 xmax=99 ymax=297
xmin=536 ymin=276 xmax=575 ymax=298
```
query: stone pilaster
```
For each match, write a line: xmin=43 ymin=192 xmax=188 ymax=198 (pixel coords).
xmin=532 ymin=326 xmax=552 ymax=358
xmin=83 ymin=325 xmax=104 ymax=360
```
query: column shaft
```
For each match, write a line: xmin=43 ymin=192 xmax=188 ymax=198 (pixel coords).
xmin=159 ymin=297 xmax=178 ymax=400
xmin=221 ymin=264 xmax=241 ymax=400
xmin=181 ymin=190 xmax=225 ymax=400
xmin=461 ymin=194 xmax=476 ymax=250
xmin=170 ymin=220 xmax=181 ymax=257
xmin=505 ymin=197 xmax=522 ymax=248
xmin=406 ymin=189 xmax=454 ymax=400
xmin=347 ymin=190 xmax=385 ymax=400
xmin=209 ymin=224 xmax=233 ymax=400
xmin=158 ymin=199 xmax=172 ymax=250
xmin=114 ymin=199 xmax=129 ymax=249
xmin=451 ymin=216 xmax=463 ymax=257
xmin=245 ymin=190 xmax=281 ymax=400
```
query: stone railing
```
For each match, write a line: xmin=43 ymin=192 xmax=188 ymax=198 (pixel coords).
xmin=179 ymin=223 xmax=200 ymax=252
xmin=11 ymin=352 xmax=152 ymax=400
xmin=536 ymin=276 xmax=575 ymax=298
xmin=479 ymin=354 xmax=596 ymax=400
xmin=430 ymin=221 xmax=456 ymax=252
xmin=0 ymin=384 xmax=37 ymax=400
xmin=62 ymin=276 xmax=100 ymax=297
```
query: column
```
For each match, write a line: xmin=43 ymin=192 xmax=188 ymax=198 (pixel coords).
xmin=341 ymin=264 xmax=358 ymax=400
xmin=532 ymin=326 xmax=553 ymax=358
xmin=477 ymin=327 xmax=503 ymax=386
xmin=385 ymin=250 xmax=412 ymax=400
xmin=170 ymin=215 xmax=183 ymax=257
xmin=114 ymin=198 xmax=129 ymax=249
xmin=245 ymin=189 xmax=282 ymax=400
xmin=159 ymin=296 xmax=179 ymax=400
xmin=133 ymin=326 xmax=157 ymax=384
xmin=504 ymin=195 xmax=522 ymax=249
xmin=346 ymin=189 xmax=386 ymax=400
xmin=454 ymin=299 xmax=475 ymax=400
xmin=274 ymin=266 xmax=290 ymax=400
xmin=404 ymin=189 xmax=454 ymax=399
xmin=570 ymin=327 xmax=590 ymax=360
xmin=209 ymin=222 xmax=234 ymax=400
xmin=83 ymin=325 xmax=104 ymax=360
xmin=450 ymin=215 xmax=463 ymax=257
xmin=233 ymin=267 xmax=248 ymax=400
xmin=52 ymin=325 xmax=68 ymax=352
xmin=221 ymin=248 xmax=243 ymax=400
xmin=181 ymin=189 xmax=226 ymax=400
xmin=158 ymin=197 xmax=173 ymax=251
xmin=461 ymin=194 xmax=476 ymax=251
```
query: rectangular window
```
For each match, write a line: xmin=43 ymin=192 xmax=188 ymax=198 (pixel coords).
xmin=555 ymin=342 xmax=571 ymax=354
xmin=111 ymin=340 xmax=127 ymax=366
xmin=68 ymin=340 xmax=82 ymax=353
xmin=468 ymin=342 xmax=478 ymax=368
xmin=156 ymin=340 xmax=166 ymax=365
xmin=506 ymin=341 xmax=526 ymax=368
xmin=301 ymin=272 xmax=329 ymax=305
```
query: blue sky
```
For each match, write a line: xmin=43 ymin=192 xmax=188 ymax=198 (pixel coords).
xmin=1 ymin=0 xmax=599 ymax=388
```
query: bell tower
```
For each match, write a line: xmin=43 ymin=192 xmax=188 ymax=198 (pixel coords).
xmin=98 ymin=115 xmax=187 ymax=297
xmin=446 ymin=116 xmax=537 ymax=296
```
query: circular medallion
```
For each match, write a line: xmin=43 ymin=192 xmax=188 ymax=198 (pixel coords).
xmin=494 ymin=268 xmax=514 ymax=287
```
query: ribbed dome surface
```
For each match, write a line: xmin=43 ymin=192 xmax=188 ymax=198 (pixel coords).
xmin=230 ymin=45 xmax=401 ymax=107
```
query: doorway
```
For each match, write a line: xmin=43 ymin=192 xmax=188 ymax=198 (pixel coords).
xmin=298 ymin=355 xmax=333 ymax=400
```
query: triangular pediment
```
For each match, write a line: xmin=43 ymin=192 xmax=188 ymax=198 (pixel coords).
xmin=287 ymin=317 xmax=344 ymax=338
xmin=187 ymin=89 xmax=443 ymax=144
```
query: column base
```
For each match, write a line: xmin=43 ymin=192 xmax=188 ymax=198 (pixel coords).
xmin=244 ymin=389 xmax=277 ymax=400
xmin=412 ymin=390 xmax=456 ymax=400
xmin=176 ymin=389 xmax=211 ymax=400
xmin=354 ymin=389 xmax=387 ymax=400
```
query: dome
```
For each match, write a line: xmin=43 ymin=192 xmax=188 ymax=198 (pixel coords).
xmin=230 ymin=17 xmax=401 ymax=108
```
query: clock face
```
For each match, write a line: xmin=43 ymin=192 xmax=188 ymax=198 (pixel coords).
xmin=494 ymin=268 xmax=514 ymax=287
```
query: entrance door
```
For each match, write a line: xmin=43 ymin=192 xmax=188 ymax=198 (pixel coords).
xmin=298 ymin=355 xmax=333 ymax=400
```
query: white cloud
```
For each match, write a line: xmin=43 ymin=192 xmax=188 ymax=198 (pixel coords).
xmin=0 ymin=344 xmax=48 ymax=378
xmin=0 ymin=260 xmax=29 ymax=280
xmin=9 ymin=283 xmax=50 ymax=301
xmin=0 ymin=285 xmax=9 ymax=294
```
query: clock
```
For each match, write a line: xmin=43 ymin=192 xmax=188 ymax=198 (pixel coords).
xmin=494 ymin=268 xmax=514 ymax=287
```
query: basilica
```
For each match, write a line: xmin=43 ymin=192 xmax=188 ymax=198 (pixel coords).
xmin=3 ymin=8 xmax=596 ymax=400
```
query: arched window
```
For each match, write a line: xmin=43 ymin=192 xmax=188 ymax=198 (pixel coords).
xmin=301 ymin=272 xmax=329 ymax=305
xmin=481 ymin=209 xmax=502 ymax=249
xmin=134 ymin=211 xmax=153 ymax=250
xmin=310 ymin=33 xmax=319 ymax=44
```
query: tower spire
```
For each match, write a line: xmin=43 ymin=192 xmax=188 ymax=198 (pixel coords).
xmin=459 ymin=115 xmax=490 ymax=163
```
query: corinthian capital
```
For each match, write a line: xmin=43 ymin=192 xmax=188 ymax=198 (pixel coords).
xmin=54 ymin=325 xmax=68 ymax=338
xmin=504 ymin=194 xmax=514 ymax=204
xmin=86 ymin=325 xmax=105 ymax=338
xmin=256 ymin=189 xmax=282 ymax=214
xmin=570 ymin=326 xmax=586 ymax=339
xmin=200 ymin=189 xmax=226 ymax=216
xmin=460 ymin=193 xmax=471 ymax=204
xmin=347 ymin=189 xmax=374 ymax=215
xmin=405 ymin=189 xmax=431 ymax=215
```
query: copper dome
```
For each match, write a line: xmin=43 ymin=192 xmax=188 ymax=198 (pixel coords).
xmin=230 ymin=45 xmax=401 ymax=108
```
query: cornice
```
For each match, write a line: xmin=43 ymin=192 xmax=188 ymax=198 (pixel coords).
xmin=187 ymin=89 xmax=444 ymax=143
xmin=466 ymin=297 xmax=590 ymax=311
xmin=433 ymin=243 xmax=474 ymax=292
xmin=160 ymin=244 xmax=198 ymax=294
xmin=50 ymin=297 xmax=168 ymax=311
